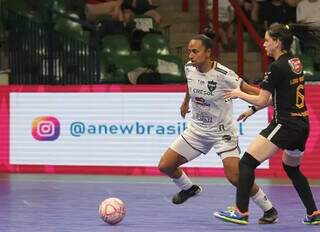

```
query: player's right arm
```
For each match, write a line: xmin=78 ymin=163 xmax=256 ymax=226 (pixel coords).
xmin=181 ymin=62 xmax=193 ymax=119
xmin=180 ymin=89 xmax=191 ymax=119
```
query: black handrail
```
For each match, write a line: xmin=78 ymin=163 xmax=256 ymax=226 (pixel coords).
xmin=5 ymin=8 xmax=101 ymax=85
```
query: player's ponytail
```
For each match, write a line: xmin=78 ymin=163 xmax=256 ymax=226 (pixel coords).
xmin=203 ymin=28 xmax=216 ymax=41
xmin=191 ymin=29 xmax=216 ymax=51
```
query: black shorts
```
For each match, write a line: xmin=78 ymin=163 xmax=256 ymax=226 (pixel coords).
xmin=260 ymin=120 xmax=309 ymax=152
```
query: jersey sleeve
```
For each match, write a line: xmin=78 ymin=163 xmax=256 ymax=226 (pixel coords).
xmin=184 ymin=62 xmax=193 ymax=77
xmin=225 ymin=70 xmax=241 ymax=89
xmin=260 ymin=64 xmax=281 ymax=93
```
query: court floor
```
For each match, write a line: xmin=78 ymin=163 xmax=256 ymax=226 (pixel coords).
xmin=0 ymin=174 xmax=319 ymax=232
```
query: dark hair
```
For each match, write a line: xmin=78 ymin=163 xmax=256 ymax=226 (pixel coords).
xmin=268 ymin=22 xmax=320 ymax=52
xmin=267 ymin=23 xmax=293 ymax=51
xmin=191 ymin=30 xmax=216 ymax=50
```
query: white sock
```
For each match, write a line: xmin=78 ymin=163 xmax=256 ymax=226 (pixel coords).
xmin=172 ymin=171 xmax=193 ymax=190
xmin=251 ymin=188 xmax=273 ymax=212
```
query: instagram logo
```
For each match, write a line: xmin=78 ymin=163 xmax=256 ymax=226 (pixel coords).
xmin=32 ymin=116 xmax=60 ymax=141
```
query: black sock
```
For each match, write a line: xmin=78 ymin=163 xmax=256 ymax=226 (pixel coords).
xmin=236 ymin=152 xmax=260 ymax=213
xmin=283 ymin=163 xmax=317 ymax=215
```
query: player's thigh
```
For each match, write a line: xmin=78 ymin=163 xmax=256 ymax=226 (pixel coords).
xmin=158 ymin=147 xmax=188 ymax=170
xmin=170 ymin=128 xmax=208 ymax=160
xmin=213 ymin=131 xmax=240 ymax=181
xmin=213 ymin=131 xmax=240 ymax=159
xmin=246 ymin=135 xmax=279 ymax=163
xmin=159 ymin=130 xmax=204 ymax=169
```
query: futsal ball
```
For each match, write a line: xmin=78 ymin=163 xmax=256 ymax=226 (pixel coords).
xmin=99 ymin=197 xmax=126 ymax=225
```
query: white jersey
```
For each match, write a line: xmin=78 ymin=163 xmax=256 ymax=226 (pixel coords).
xmin=185 ymin=61 xmax=241 ymax=137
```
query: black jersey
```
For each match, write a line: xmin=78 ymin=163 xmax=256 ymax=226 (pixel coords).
xmin=260 ymin=53 xmax=309 ymax=129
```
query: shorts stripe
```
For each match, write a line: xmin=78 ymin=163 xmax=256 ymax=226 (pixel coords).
xmin=267 ymin=123 xmax=282 ymax=140
xmin=181 ymin=135 xmax=205 ymax=154
xmin=217 ymin=145 xmax=239 ymax=156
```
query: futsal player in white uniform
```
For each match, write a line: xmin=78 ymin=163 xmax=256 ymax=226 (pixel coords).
xmin=158 ymin=33 xmax=278 ymax=224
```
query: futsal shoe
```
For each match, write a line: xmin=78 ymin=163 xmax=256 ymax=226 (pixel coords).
xmin=172 ymin=185 xmax=202 ymax=204
xmin=303 ymin=210 xmax=320 ymax=225
xmin=258 ymin=207 xmax=279 ymax=224
xmin=214 ymin=207 xmax=249 ymax=225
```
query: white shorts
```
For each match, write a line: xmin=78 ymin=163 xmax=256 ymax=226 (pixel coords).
xmin=169 ymin=127 xmax=240 ymax=161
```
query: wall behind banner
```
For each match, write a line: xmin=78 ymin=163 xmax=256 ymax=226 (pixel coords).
xmin=0 ymin=84 xmax=319 ymax=178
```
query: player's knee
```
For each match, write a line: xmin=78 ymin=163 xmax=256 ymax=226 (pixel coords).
xmin=158 ymin=160 xmax=174 ymax=175
xmin=282 ymin=162 xmax=300 ymax=179
xmin=158 ymin=161 xmax=167 ymax=174
xmin=239 ymin=152 xmax=260 ymax=170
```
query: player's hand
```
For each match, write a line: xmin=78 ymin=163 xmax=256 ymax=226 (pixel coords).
xmin=224 ymin=87 xmax=242 ymax=100
xmin=237 ymin=109 xmax=254 ymax=122
xmin=180 ymin=102 xmax=190 ymax=118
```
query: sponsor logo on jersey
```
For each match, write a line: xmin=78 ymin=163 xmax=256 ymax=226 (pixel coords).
xmin=207 ymin=80 xmax=217 ymax=92
xmin=195 ymin=113 xmax=213 ymax=123
xmin=192 ymin=88 xmax=214 ymax=96
xmin=194 ymin=97 xmax=210 ymax=106
xmin=288 ymin=58 xmax=302 ymax=74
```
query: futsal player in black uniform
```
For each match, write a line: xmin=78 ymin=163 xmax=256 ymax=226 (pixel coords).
xmin=214 ymin=23 xmax=320 ymax=225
